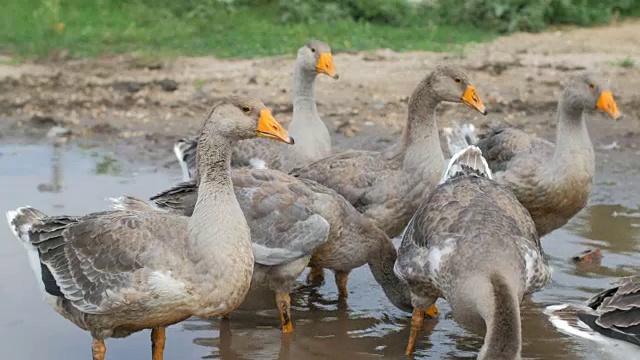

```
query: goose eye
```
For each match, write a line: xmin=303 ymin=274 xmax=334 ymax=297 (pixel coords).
xmin=589 ymin=83 xmax=596 ymax=90
xmin=454 ymin=78 xmax=462 ymax=83
xmin=241 ymin=106 xmax=251 ymax=114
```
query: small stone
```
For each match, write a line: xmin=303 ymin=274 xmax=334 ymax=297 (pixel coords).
xmin=113 ymin=81 xmax=142 ymax=93
xmin=89 ymin=123 xmax=119 ymax=135
xmin=28 ymin=114 xmax=59 ymax=128
xmin=158 ymin=79 xmax=178 ymax=92
xmin=372 ymin=102 xmax=385 ymax=110
xmin=46 ymin=126 xmax=71 ymax=138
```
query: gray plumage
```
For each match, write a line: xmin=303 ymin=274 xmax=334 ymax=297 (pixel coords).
xmin=290 ymin=64 xmax=487 ymax=238
xmin=395 ymin=145 xmax=552 ymax=358
xmin=150 ymin=169 xmax=413 ymax=313
xmin=545 ymin=275 xmax=640 ymax=348
xmin=6 ymin=95 xmax=292 ymax=357
xmin=456 ymin=74 xmax=622 ymax=237
xmin=176 ymin=40 xmax=338 ymax=180
xmin=586 ymin=276 xmax=640 ymax=337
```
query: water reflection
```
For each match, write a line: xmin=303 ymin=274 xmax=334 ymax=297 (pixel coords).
xmin=569 ymin=205 xmax=640 ymax=254
xmin=37 ymin=143 xmax=62 ymax=192
xmin=1 ymin=143 xmax=639 ymax=360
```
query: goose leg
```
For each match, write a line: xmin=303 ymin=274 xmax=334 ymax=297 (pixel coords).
xmin=335 ymin=270 xmax=349 ymax=298
xmin=91 ymin=338 xmax=106 ymax=360
xmin=275 ymin=291 xmax=294 ymax=333
xmin=405 ymin=307 xmax=425 ymax=356
xmin=221 ymin=312 xmax=232 ymax=320
xmin=306 ymin=266 xmax=325 ymax=284
xmin=151 ymin=327 xmax=166 ymax=360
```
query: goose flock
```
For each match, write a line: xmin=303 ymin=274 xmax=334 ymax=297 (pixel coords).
xmin=6 ymin=40 xmax=637 ymax=359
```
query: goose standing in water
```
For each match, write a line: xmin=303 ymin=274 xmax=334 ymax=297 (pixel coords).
xmin=394 ymin=145 xmax=552 ymax=358
xmin=447 ymin=74 xmax=621 ymax=237
xmin=175 ymin=40 xmax=338 ymax=179
xmin=291 ymin=64 xmax=487 ymax=286
xmin=6 ymin=95 xmax=293 ymax=359
xmin=545 ymin=275 xmax=640 ymax=356
xmin=143 ymin=170 xmax=413 ymax=328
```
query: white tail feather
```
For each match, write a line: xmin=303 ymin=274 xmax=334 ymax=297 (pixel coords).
xmin=173 ymin=141 xmax=191 ymax=182
xmin=106 ymin=196 xmax=160 ymax=212
xmin=441 ymin=145 xmax=492 ymax=184
xmin=6 ymin=207 xmax=57 ymax=304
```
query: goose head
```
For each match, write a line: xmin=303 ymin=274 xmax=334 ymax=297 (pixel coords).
xmin=429 ymin=64 xmax=487 ymax=115
xmin=203 ymin=95 xmax=294 ymax=144
xmin=297 ymin=40 xmax=339 ymax=79
xmin=563 ymin=74 xmax=621 ymax=120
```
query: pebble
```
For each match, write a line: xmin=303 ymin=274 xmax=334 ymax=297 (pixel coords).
xmin=46 ymin=126 xmax=71 ymax=138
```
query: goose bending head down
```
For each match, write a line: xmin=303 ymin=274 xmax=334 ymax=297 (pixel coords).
xmin=394 ymin=146 xmax=552 ymax=358
xmin=5 ymin=95 xmax=293 ymax=360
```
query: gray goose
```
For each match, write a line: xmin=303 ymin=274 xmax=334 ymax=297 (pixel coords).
xmin=175 ymin=40 xmax=338 ymax=179
xmin=290 ymin=64 xmax=487 ymax=239
xmin=394 ymin=145 xmax=552 ymax=357
xmin=5 ymin=95 xmax=293 ymax=360
xmin=453 ymin=74 xmax=621 ymax=237
xmin=145 ymin=171 xmax=413 ymax=319
xmin=545 ymin=275 xmax=640 ymax=352
xmin=291 ymin=65 xmax=487 ymax=286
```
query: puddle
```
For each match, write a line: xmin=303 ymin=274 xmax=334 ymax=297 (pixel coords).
xmin=0 ymin=143 xmax=639 ymax=359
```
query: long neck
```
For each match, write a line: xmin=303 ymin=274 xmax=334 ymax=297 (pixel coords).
xmin=195 ymin=133 xmax=233 ymax=188
xmin=401 ymin=93 xmax=445 ymax=184
xmin=292 ymin=62 xmax=318 ymax=116
xmin=366 ymin=228 xmax=413 ymax=313
xmin=188 ymin=134 xmax=240 ymax=248
xmin=478 ymin=274 xmax=522 ymax=360
xmin=549 ymin=97 xmax=594 ymax=175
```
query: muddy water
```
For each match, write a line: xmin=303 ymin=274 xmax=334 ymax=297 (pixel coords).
xmin=0 ymin=143 xmax=638 ymax=359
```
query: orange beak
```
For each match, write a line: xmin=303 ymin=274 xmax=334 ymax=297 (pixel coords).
xmin=256 ymin=108 xmax=294 ymax=144
xmin=596 ymin=91 xmax=621 ymax=120
xmin=461 ymin=85 xmax=487 ymax=115
xmin=317 ymin=53 xmax=338 ymax=79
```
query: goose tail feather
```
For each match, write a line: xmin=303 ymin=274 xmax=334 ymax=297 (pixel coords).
xmin=441 ymin=145 xmax=492 ymax=184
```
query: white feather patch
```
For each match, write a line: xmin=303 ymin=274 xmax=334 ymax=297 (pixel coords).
xmin=441 ymin=145 xmax=493 ymax=184
xmin=107 ymin=196 xmax=129 ymax=211
xmin=249 ymin=158 xmax=267 ymax=169
xmin=173 ymin=142 xmax=191 ymax=181
xmin=427 ymin=238 xmax=457 ymax=275
xmin=6 ymin=208 xmax=58 ymax=306
xmin=147 ymin=271 xmax=188 ymax=301
xmin=252 ymin=243 xmax=302 ymax=266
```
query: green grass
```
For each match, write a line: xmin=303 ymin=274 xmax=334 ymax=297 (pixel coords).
xmin=611 ymin=57 xmax=636 ymax=68
xmin=0 ymin=0 xmax=495 ymax=60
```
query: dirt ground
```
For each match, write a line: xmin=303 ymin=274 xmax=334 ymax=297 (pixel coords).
xmin=1 ymin=20 xmax=639 ymax=167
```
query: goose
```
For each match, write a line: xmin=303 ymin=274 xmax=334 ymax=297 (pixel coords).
xmin=146 ymin=171 xmax=413 ymax=317
xmin=290 ymin=64 xmax=487 ymax=239
xmin=175 ymin=40 xmax=338 ymax=179
xmin=5 ymin=95 xmax=293 ymax=360
xmin=109 ymin=169 xmax=331 ymax=334
xmin=290 ymin=64 xmax=487 ymax=286
xmin=394 ymin=145 xmax=552 ymax=358
xmin=446 ymin=74 xmax=621 ymax=237
xmin=544 ymin=275 xmax=639 ymax=355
